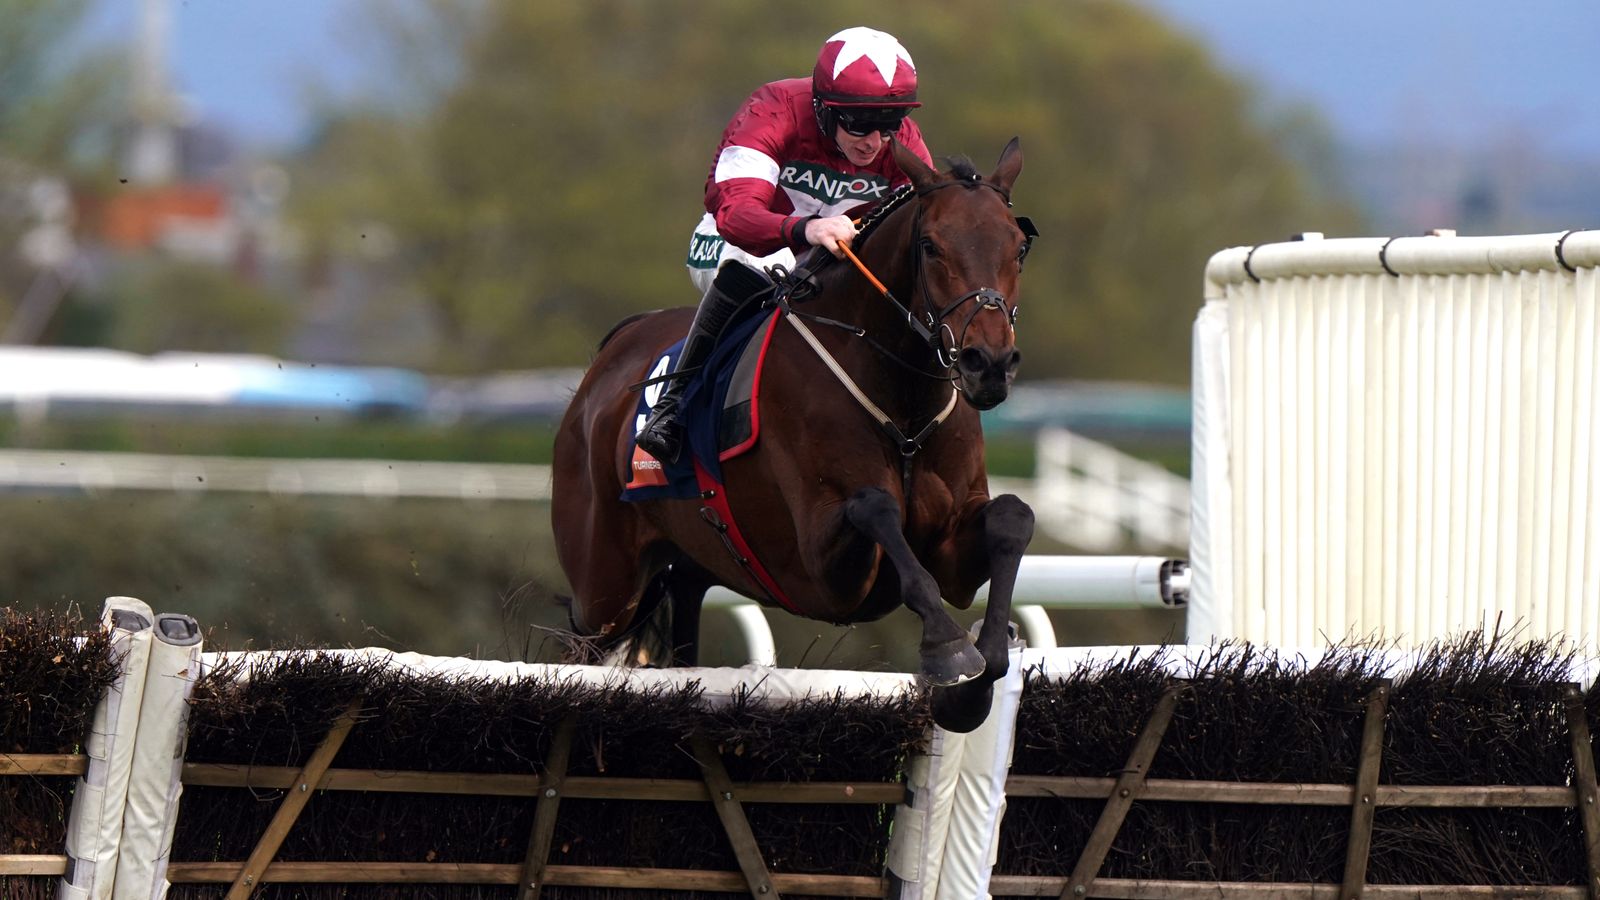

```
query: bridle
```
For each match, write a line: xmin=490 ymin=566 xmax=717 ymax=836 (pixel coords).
xmin=840 ymin=178 xmax=1035 ymax=369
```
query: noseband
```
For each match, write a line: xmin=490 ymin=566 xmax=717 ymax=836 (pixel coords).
xmin=864 ymin=179 xmax=1031 ymax=369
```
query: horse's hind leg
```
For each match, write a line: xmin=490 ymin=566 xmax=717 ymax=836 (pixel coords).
xmin=554 ymin=490 xmax=657 ymax=644
xmin=664 ymin=557 xmax=716 ymax=666
xmin=844 ymin=487 xmax=985 ymax=686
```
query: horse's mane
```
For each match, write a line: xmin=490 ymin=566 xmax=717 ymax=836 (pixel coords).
xmin=597 ymin=311 xmax=653 ymax=350
xmin=855 ymin=155 xmax=980 ymax=247
xmin=854 ymin=185 xmax=916 ymax=246
xmin=942 ymin=155 xmax=980 ymax=181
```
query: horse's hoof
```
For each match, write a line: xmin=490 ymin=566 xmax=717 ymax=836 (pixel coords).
xmin=931 ymin=679 xmax=996 ymax=734
xmin=920 ymin=637 xmax=985 ymax=687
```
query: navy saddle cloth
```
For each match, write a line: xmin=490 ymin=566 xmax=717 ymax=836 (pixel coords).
xmin=619 ymin=304 xmax=777 ymax=502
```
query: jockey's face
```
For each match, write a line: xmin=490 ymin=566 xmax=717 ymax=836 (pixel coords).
xmin=834 ymin=126 xmax=886 ymax=167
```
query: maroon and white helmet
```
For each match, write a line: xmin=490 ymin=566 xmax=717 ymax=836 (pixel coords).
xmin=812 ymin=26 xmax=920 ymax=108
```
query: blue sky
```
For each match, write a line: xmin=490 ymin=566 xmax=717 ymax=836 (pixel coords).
xmin=1143 ymin=0 xmax=1600 ymax=157
xmin=90 ymin=0 xmax=1600 ymax=159
xmin=88 ymin=0 xmax=367 ymax=148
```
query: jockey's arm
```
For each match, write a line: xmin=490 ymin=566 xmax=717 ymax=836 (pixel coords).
xmin=717 ymin=194 xmax=853 ymax=258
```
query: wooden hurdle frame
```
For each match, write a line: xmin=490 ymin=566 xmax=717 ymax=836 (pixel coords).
xmin=0 ymin=707 xmax=908 ymax=899
xmin=0 ymin=752 xmax=86 ymax=878
xmin=12 ymin=673 xmax=1600 ymax=898
xmin=153 ymin=699 xmax=905 ymax=900
xmin=990 ymin=680 xmax=1600 ymax=899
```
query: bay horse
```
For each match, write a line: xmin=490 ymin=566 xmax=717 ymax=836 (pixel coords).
xmin=551 ymin=138 xmax=1034 ymax=732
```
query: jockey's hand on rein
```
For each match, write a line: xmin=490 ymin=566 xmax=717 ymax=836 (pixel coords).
xmin=805 ymin=214 xmax=858 ymax=257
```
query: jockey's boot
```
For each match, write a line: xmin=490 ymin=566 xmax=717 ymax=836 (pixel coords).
xmin=635 ymin=262 xmax=769 ymax=463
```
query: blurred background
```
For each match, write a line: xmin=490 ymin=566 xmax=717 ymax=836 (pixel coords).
xmin=3 ymin=0 xmax=1595 ymax=666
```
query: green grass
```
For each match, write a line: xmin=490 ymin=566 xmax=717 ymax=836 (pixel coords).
xmin=0 ymin=415 xmax=1090 ymax=476
xmin=3 ymin=492 xmax=1182 ymax=665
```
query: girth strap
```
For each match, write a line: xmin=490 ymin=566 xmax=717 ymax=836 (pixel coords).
xmin=693 ymin=460 xmax=800 ymax=614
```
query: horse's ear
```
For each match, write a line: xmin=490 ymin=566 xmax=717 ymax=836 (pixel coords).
xmin=989 ymin=137 xmax=1023 ymax=194
xmin=892 ymin=138 xmax=937 ymax=189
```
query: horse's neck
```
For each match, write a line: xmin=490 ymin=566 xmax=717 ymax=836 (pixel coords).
xmin=802 ymin=237 xmax=951 ymax=422
xmin=807 ymin=208 xmax=907 ymax=325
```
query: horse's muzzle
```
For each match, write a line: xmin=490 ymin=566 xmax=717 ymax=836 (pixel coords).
xmin=957 ymin=346 xmax=1021 ymax=410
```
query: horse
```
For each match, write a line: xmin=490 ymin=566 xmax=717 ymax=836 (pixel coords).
xmin=551 ymin=138 xmax=1034 ymax=733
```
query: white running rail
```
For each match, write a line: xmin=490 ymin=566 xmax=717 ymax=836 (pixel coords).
xmin=707 ymin=555 xmax=1190 ymax=662
xmin=0 ymin=449 xmax=551 ymax=501
xmin=1011 ymin=426 xmax=1191 ymax=552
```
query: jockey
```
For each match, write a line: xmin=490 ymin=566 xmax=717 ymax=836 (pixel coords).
xmin=634 ymin=26 xmax=937 ymax=464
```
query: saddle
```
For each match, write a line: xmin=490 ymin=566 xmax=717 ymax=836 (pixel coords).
xmin=620 ymin=306 xmax=782 ymax=502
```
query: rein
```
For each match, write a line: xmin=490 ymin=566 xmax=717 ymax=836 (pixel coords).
xmin=844 ymin=179 xmax=1024 ymax=367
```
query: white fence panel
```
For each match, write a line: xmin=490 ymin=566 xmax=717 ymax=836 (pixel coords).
xmin=1191 ymin=230 xmax=1600 ymax=650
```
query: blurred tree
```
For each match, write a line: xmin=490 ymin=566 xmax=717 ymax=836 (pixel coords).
xmin=298 ymin=0 xmax=1360 ymax=381
xmin=0 ymin=0 xmax=122 ymax=165
xmin=0 ymin=0 xmax=126 ymax=341
xmin=293 ymin=1 xmax=772 ymax=371
xmin=906 ymin=2 xmax=1365 ymax=381
xmin=62 ymin=259 xmax=295 ymax=354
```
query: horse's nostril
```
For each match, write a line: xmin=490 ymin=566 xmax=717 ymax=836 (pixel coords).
xmin=958 ymin=347 xmax=989 ymax=374
xmin=1007 ymin=350 xmax=1023 ymax=372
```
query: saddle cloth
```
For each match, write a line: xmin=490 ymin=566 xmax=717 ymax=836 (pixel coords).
xmin=619 ymin=307 xmax=781 ymax=502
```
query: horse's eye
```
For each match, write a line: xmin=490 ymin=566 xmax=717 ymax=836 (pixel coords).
xmin=919 ymin=237 xmax=940 ymax=258
xmin=1017 ymin=242 xmax=1031 ymax=270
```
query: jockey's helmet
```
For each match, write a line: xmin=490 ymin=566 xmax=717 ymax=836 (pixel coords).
xmin=811 ymin=27 xmax=920 ymax=139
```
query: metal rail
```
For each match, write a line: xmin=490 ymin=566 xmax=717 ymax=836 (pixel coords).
xmin=0 ymin=432 xmax=1194 ymax=556
xmin=0 ymin=429 xmax=1194 ymax=554
xmin=706 ymin=556 xmax=1189 ymax=663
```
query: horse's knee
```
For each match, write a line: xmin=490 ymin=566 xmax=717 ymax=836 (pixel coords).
xmin=844 ymin=487 xmax=899 ymax=528
xmin=986 ymin=493 xmax=1034 ymax=528
xmin=984 ymin=494 xmax=1035 ymax=556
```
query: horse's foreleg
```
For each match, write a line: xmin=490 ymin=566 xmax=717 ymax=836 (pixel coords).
xmin=931 ymin=493 xmax=1034 ymax=733
xmin=969 ymin=493 xmax=1035 ymax=675
xmin=844 ymin=487 xmax=985 ymax=686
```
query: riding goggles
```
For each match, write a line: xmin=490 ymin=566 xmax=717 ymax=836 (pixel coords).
xmin=836 ymin=108 xmax=909 ymax=137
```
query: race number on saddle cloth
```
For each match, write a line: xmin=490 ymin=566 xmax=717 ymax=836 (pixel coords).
xmin=620 ymin=305 xmax=782 ymax=502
